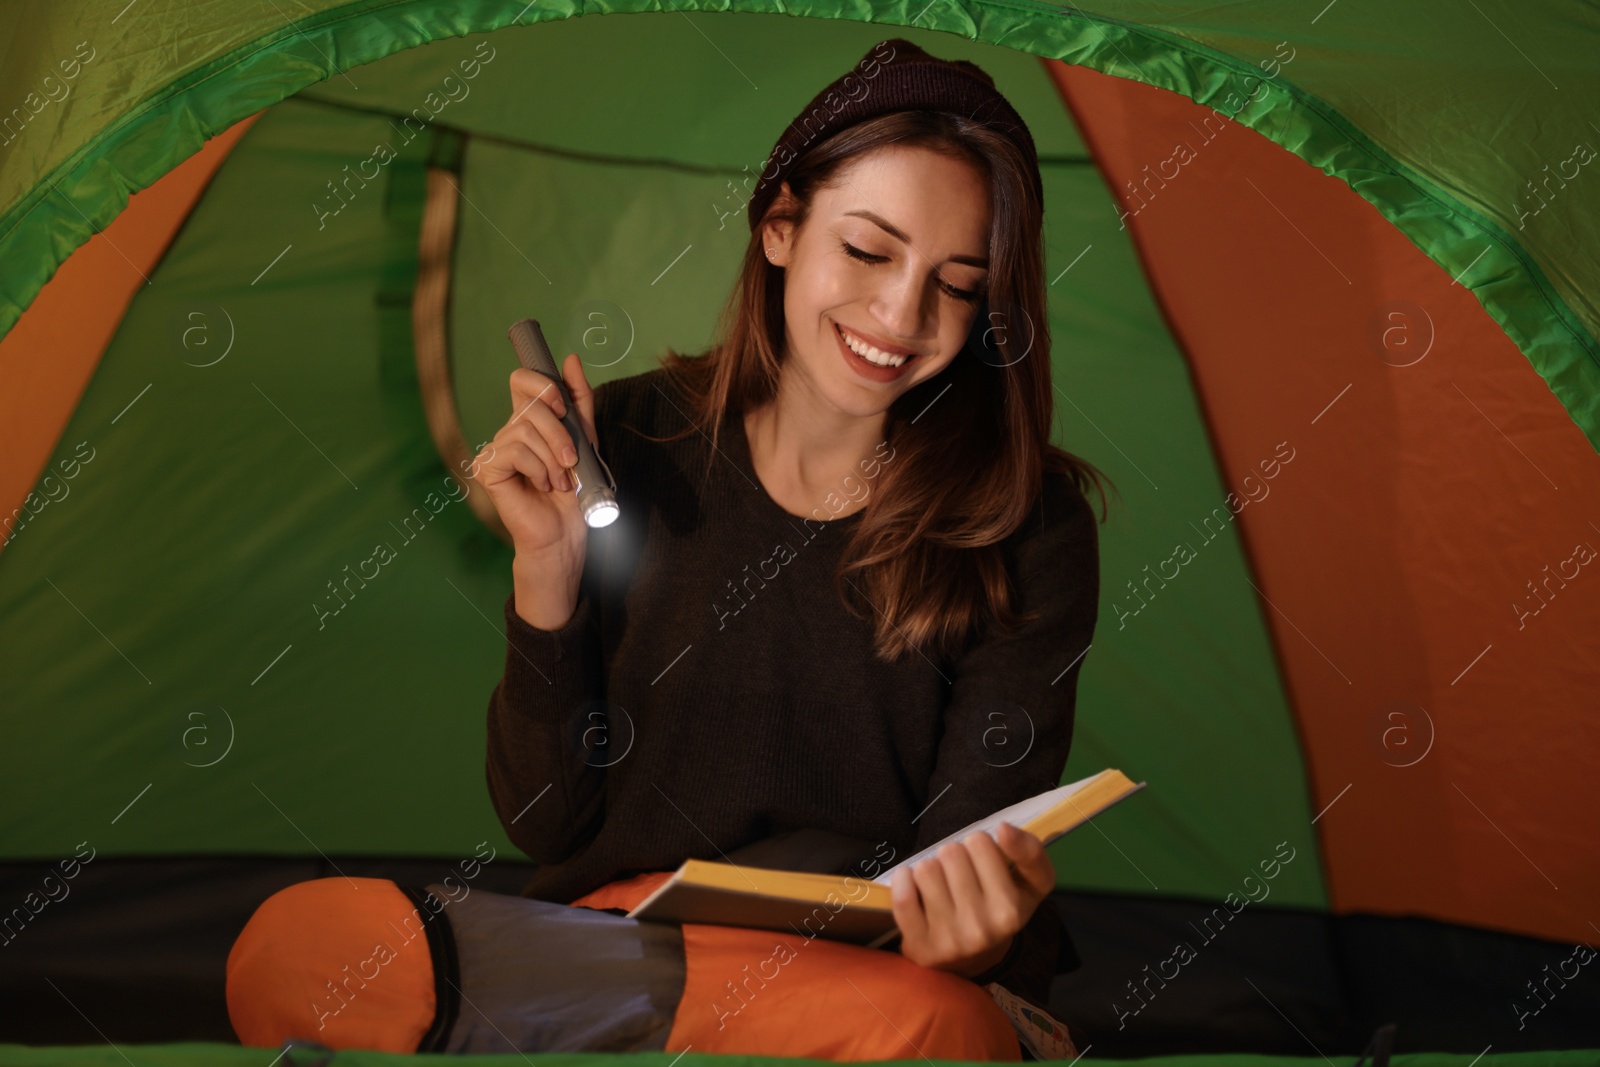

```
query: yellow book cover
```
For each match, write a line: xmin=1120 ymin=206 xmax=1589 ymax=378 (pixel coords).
xmin=627 ymin=768 xmax=1146 ymax=946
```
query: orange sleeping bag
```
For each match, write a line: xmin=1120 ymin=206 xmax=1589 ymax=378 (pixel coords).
xmin=226 ymin=870 xmax=1022 ymax=1061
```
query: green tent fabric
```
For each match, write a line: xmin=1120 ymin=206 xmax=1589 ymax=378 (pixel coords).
xmin=3 ymin=0 xmax=1598 ymax=1060
xmin=4 ymin=1 xmax=1597 ymax=448
xmin=2 ymin=10 xmax=1324 ymax=909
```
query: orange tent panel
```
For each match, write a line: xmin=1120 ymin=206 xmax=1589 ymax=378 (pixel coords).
xmin=1050 ymin=62 xmax=1600 ymax=946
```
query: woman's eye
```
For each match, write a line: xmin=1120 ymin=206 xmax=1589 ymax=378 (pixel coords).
xmin=840 ymin=240 xmax=885 ymax=264
xmin=839 ymin=240 xmax=983 ymax=304
xmin=944 ymin=281 xmax=984 ymax=304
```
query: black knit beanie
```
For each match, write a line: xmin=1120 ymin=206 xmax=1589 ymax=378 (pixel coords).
xmin=746 ymin=38 xmax=1042 ymax=233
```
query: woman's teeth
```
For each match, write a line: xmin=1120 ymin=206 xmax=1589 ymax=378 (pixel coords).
xmin=839 ymin=324 xmax=908 ymax=367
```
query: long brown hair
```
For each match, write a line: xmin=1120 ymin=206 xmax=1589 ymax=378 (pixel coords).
xmin=642 ymin=109 xmax=1115 ymax=662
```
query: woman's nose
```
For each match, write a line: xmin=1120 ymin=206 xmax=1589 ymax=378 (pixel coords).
xmin=873 ymin=271 xmax=930 ymax=341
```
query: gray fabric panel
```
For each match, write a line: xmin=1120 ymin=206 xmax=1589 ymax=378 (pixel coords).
xmin=429 ymin=883 xmax=685 ymax=1053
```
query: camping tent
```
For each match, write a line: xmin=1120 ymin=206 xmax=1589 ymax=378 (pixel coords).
xmin=2 ymin=2 xmax=1597 ymax=1063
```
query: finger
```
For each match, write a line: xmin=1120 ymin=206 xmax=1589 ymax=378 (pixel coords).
xmin=940 ymin=831 xmax=1017 ymax=940
xmin=995 ymin=821 xmax=1055 ymax=898
xmin=506 ymin=393 xmax=581 ymax=471
xmin=934 ymin=838 xmax=985 ymax=921
xmin=963 ymin=832 xmax=1027 ymax=934
xmin=501 ymin=421 xmax=570 ymax=492
xmin=472 ymin=432 xmax=525 ymax=489
xmin=562 ymin=353 xmax=599 ymax=449
xmin=911 ymin=846 xmax=959 ymax=935
xmin=487 ymin=439 xmax=558 ymax=494
xmin=468 ymin=440 xmax=499 ymax=481
xmin=509 ymin=367 xmax=568 ymax=420
xmin=890 ymin=866 xmax=928 ymax=945
xmin=965 ymin=829 xmax=1019 ymax=894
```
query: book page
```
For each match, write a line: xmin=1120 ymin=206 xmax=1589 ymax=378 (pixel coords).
xmin=870 ymin=774 xmax=1102 ymax=886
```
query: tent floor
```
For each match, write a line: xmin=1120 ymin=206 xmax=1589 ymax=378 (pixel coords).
xmin=3 ymin=857 xmax=1597 ymax=1057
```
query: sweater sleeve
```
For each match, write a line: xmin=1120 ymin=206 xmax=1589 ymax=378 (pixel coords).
xmin=911 ymin=472 xmax=1101 ymax=1006
xmin=485 ymin=583 xmax=608 ymax=866
xmin=484 ymin=380 xmax=619 ymax=868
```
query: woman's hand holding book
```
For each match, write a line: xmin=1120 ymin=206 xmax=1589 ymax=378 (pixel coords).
xmin=888 ymin=820 xmax=1055 ymax=979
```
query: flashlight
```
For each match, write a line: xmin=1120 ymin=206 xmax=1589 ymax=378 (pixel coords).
xmin=506 ymin=318 xmax=620 ymax=528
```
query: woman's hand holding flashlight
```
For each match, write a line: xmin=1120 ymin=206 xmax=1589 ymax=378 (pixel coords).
xmin=472 ymin=353 xmax=599 ymax=631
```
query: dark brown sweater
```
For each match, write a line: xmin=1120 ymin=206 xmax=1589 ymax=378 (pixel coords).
xmin=485 ymin=363 xmax=1101 ymax=1007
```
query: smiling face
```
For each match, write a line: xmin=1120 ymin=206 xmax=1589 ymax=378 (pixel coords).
xmin=762 ymin=144 xmax=992 ymax=418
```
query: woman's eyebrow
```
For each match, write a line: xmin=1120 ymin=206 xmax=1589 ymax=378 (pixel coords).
xmin=842 ymin=209 xmax=989 ymax=268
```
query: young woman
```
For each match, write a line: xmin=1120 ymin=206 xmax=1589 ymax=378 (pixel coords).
xmin=226 ymin=38 xmax=1110 ymax=1061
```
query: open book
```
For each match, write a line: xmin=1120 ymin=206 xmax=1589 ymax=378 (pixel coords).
xmin=626 ymin=768 xmax=1145 ymax=947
